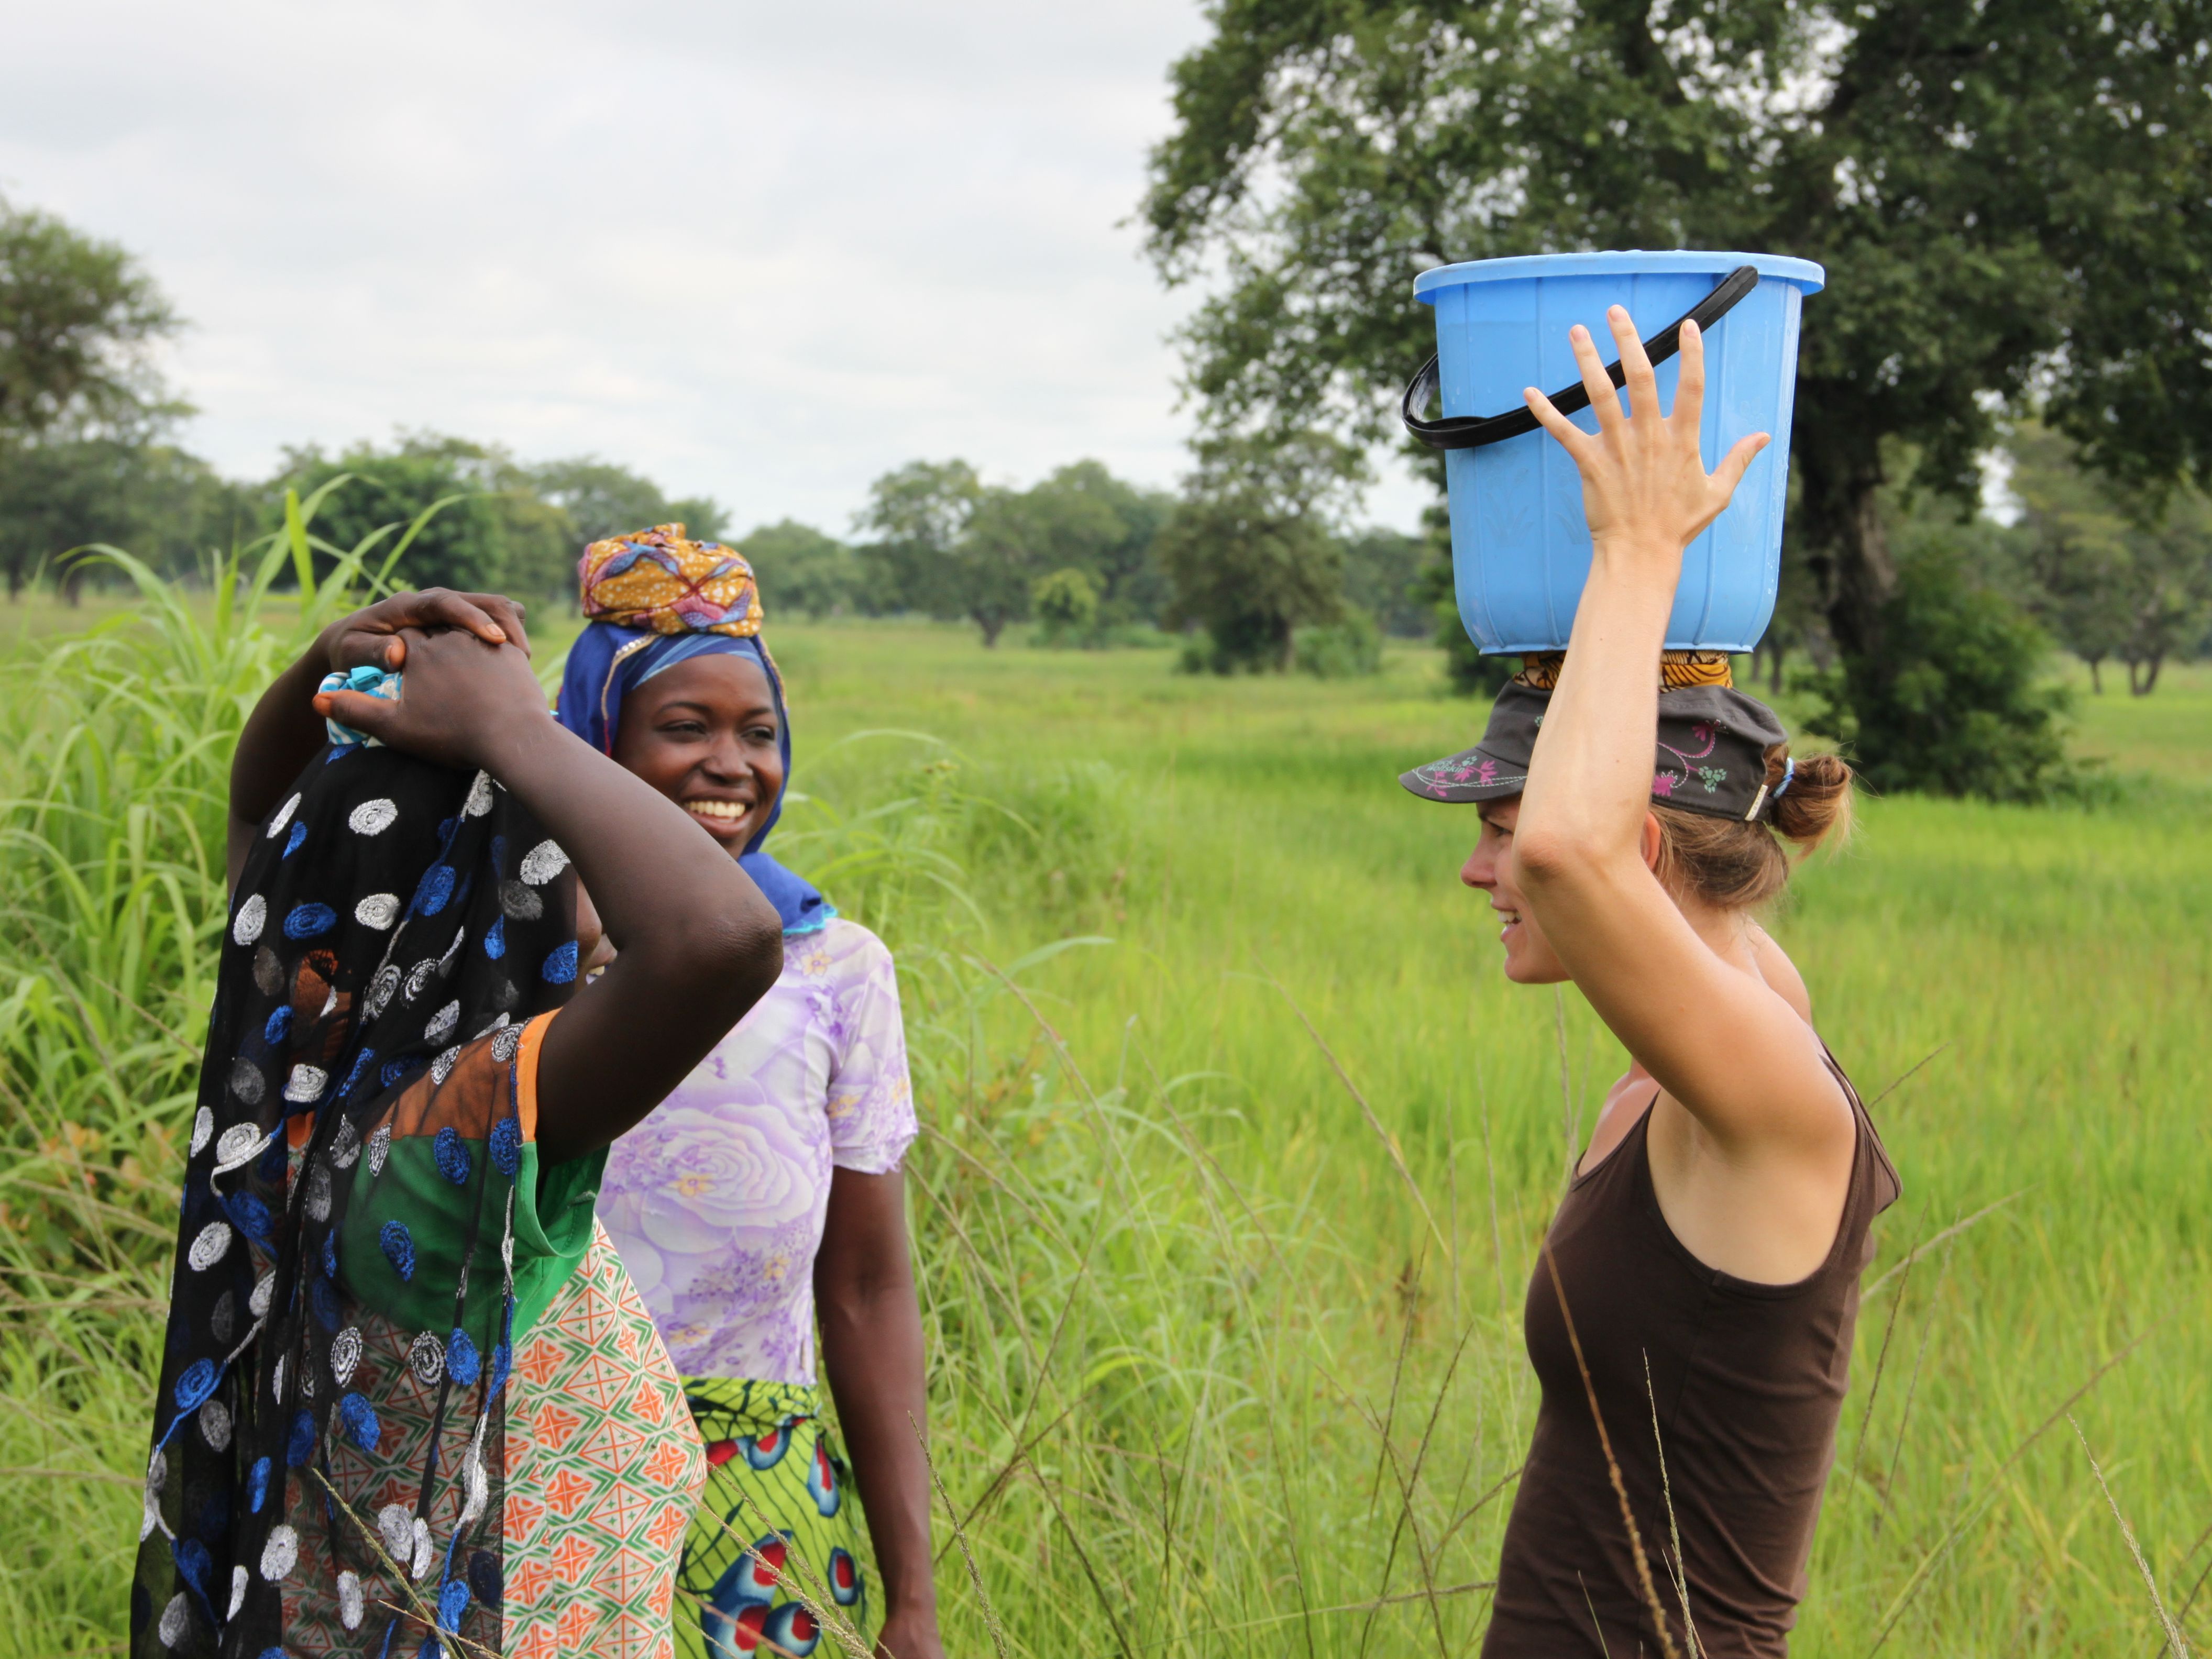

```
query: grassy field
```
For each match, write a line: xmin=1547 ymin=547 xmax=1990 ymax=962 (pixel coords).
xmin=1 ymin=581 xmax=2207 ymax=1655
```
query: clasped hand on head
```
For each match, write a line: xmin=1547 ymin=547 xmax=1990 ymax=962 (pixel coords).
xmin=313 ymin=621 xmax=552 ymax=773
xmin=324 ymin=587 xmax=532 ymax=676
xmin=1522 ymin=308 xmax=1771 ymax=566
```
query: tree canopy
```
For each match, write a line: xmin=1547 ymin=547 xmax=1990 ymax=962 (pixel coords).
xmin=853 ymin=459 xmax=1175 ymax=645
xmin=522 ymin=457 xmax=727 ymax=549
xmin=2005 ymin=425 xmax=2212 ymax=695
xmin=740 ymin=519 xmax=860 ymax=620
xmin=1156 ymin=436 xmax=1348 ymax=671
xmin=0 ymin=195 xmax=183 ymax=443
xmin=1142 ymin=0 xmax=2212 ymax=673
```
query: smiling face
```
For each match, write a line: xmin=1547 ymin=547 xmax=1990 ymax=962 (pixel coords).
xmin=610 ymin=652 xmax=785 ymax=859
xmin=1460 ymin=796 xmax=1571 ymax=984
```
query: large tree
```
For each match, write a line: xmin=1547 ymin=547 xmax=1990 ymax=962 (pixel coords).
xmin=1033 ymin=460 xmax=1177 ymax=624
xmin=852 ymin=458 xmax=989 ymax=628
xmin=523 ymin=456 xmax=727 ymax=547
xmin=1156 ymin=435 xmax=1349 ymax=671
xmin=1142 ymin=0 xmax=2212 ymax=667
xmin=272 ymin=434 xmax=571 ymax=597
xmin=0 ymin=195 xmax=193 ymax=595
xmin=2006 ymin=424 xmax=2212 ymax=694
xmin=0 ymin=195 xmax=182 ymax=443
xmin=0 ymin=439 xmax=252 ymax=595
xmin=853 ymin=459 xmax=1173 ymax=644
xmin=739 ymin=519 xmax=859 ymax=619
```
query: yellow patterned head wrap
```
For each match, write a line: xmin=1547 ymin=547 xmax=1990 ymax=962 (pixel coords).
xmin=577 ymin=524 xmax=764 ymax=637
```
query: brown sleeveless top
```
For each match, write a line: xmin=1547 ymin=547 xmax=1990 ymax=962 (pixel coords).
xmin=1483 ymin=1055 xmax=1899 ymax=1658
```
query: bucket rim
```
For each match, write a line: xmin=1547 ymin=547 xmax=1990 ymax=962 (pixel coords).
xmin=1414 ymin=249 xmax=1825 ymax=303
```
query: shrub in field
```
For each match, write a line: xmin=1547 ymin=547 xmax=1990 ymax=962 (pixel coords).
xmin=1293 ymin=606 xmax=1383 ymax=679
xmin=1804 ymin=536 xmax=2075 ymax=802
xmin=1030 ymin=565 xmax=1102 ymax=646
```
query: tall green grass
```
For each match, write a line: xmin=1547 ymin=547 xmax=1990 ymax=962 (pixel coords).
xmin=1 ymin=571 xmax=2206 ymax=1655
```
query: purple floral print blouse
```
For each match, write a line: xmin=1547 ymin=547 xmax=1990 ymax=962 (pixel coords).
xmin=597 ymin=919 xmax=917 ymax=1384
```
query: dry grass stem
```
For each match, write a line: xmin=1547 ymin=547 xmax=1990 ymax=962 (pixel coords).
xmin=1541 ymin=1240 xmax=1682 ymax=1659
xmin=2070 ymin=1414 xmax=2192 ymax=1658
xmin=916 ymin=1409 xmax=1011 ymax=1659
xmin=1867 ymin=1331 xmax=2153 ymax=1653
xmin=1646 ymin=1353 xmax=1703 ymax=1658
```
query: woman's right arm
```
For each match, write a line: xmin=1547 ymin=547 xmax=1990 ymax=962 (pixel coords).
xmin=316 ymin=626 xmax=785 ymax=1165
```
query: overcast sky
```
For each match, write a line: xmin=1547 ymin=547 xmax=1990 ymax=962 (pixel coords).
xmin=0 ymin=0 xmax=1430 ymax=539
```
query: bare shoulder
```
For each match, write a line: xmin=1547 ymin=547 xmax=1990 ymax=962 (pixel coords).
xmin=1748 ymin=921 xmax=1813 ymax=1025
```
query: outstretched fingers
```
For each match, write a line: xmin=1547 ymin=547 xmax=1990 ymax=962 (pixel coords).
xmin=1608 ymin=305 xmax=1661 ymax=424
xmin=1672 ymin=318 xmax=1707 ymax=437
xmin=1711 ymin=432 xmax=1773 ymax=503
xmin=1524 ymin=383 xmax=1595 ymax=457
xmin=1567 ymin=323 xmax=1624 ymax=433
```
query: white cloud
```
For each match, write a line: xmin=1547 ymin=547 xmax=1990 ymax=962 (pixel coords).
xmin=1 ymin=0 xmax=1434 ymax=537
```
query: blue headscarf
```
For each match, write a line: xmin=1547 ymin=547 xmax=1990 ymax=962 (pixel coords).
xmin=555 ymin=623 xmax=833 ymax=935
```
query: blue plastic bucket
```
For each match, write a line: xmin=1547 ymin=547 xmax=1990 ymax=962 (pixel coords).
xmin=1404 ymin=251 xmax=1824 ymax=656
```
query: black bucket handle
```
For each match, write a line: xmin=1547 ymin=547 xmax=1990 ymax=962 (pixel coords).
xmin=1401 ymin=264 xmax=1762 ymax=450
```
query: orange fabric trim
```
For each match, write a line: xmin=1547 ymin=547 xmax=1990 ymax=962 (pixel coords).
xmin=1512 ymin=649 xmax=1735 ymax=691
xmin=514 ymin=1009 xmax=556 ymax=1144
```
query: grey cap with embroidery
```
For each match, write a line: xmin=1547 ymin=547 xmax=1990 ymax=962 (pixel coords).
xmin=1399 ymin=681 xmax=1793 ymax=821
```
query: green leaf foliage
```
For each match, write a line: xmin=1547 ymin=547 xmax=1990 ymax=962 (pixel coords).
xmin=1293 ymin=604 xmax=1383 ymax=677
xmin=1031 ymin=566 xmax=1103 ymax=645
xmin=854 ymin=459 xmax=1175 ymax=644
xmin=523 ymin=455 xmax=728 ymax=548
xmin=2005 ymin=425 xmax=2212 ymax=696
xmin=1141 ymin=0 xmax=2212 ymax=671
xmin=0 ymin=440 xmax=257 ymax=598
xmin=739 ymin=519 xmax=861 ymax=621
xmin=1338 ymin=527 xmax=1430 ymax=637
xmin=0 ymin=194 xmax=184 ymax=443
xmin=1805 ymin=535 xmax=2074 ymax=801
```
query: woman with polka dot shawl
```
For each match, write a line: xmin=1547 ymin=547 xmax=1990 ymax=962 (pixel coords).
xmin=132 ymin=591 xmax=785 ymax=1658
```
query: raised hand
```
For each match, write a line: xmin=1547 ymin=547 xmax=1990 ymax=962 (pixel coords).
xmin=323 ymin=588 xmax=531 ymax=676
xmin=1524 ymin=308 xmax=1770 ymax=566
xmin=312 ymin=626 xmax=553 ymax=774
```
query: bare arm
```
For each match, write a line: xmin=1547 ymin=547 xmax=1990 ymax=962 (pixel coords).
xmin=316 ymin=627 xmax=784 ymax=1164
xmin=1514 ymin=308 xmax=1843 ymax=1153
xmin=228 ymin=589 xmax=530 ymax=889
xmin=814 ymin=1169 xmax=942 ymax=1659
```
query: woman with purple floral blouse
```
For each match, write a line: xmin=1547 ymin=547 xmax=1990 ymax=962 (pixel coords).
xmin=556 ymin=526 xmax=942 ymax=1659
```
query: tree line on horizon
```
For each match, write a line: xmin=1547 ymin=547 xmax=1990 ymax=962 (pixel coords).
xmin=3 ymin=178 xmax=2209 ymax=802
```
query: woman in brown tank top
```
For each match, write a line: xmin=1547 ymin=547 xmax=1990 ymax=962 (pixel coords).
xmin=1397 ymin=310 xmax=1898 ymax=1657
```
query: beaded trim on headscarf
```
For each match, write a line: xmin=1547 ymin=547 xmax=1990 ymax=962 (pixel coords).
xmin=578 ymin=524 xmax=763 ymax=638
xmin=1511 ymin=649 xmax=1735 ymax=692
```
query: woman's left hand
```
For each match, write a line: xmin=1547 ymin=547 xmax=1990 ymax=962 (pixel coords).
xmin=1524 ymin=308 xmax=1770 ymax=568
xmin=874 ymin=1609 xmax=947 ymax=1659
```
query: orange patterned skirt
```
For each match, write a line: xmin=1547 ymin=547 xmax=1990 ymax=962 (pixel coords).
xmin=503 ymin=1220 xmax=707 ymax=1658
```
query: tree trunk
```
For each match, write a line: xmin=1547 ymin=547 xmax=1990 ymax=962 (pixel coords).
xmin=976 ymin=612 xmax=1003 ymax=648
xmin=2130 ymin=652 xmax=2162 ymax=695
xmin=1767 ymin=642 xmax=1786 ymax=695
xmin=1792 ymin=420 xmax=1898 ymax=662
xmin=2087 ymin=656 xmax=2104 ymax=694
